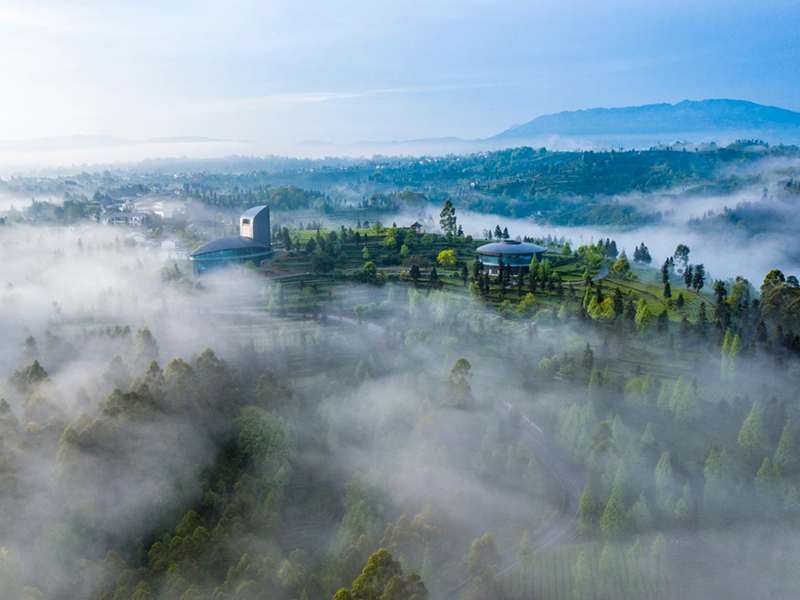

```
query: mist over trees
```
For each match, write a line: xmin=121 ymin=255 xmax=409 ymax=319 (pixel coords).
xmin=3 ymin=141 xmax=800 ymax=600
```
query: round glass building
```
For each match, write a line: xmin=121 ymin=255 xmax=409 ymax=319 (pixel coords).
xmin=476 ymin=239 xmax=547 ymax=276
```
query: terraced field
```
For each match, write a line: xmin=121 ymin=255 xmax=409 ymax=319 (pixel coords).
xmin=502 ymin=540 xmax=664 ymax=600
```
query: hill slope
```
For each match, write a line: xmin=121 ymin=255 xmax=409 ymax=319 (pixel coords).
xmin=494 ymin=99 xmax=800 ymax=139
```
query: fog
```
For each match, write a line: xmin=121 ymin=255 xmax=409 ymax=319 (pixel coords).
xmin=1 ymin=208 xmax=800 ymax=600
xmin=373 ymin=185 xmax=798 ymax=284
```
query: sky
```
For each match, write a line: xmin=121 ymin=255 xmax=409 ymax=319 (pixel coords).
xmin=1 ymin=0 xmax=800 ymax=146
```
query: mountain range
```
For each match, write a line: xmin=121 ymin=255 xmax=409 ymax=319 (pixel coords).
xmin=493 ymin=99 xmax=800 ymax=140
xmin=4 ymin=100 xmax=800 ymax=163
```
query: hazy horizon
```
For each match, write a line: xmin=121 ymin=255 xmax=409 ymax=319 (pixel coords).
xmin=3 ymin=0 xmax=800 ymax=149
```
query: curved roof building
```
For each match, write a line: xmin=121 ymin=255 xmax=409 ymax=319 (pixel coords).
xmin=190 ymin=205 xmax=272 ymax=275
xmin=476 ymin=239 xmax=546 ymax=274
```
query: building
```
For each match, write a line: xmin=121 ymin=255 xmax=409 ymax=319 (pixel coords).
xmin=154 ymin=200 xmax=186 ymax=220
xmin=102 ymin=212 xmax=149 ymax=226
xmin=476 ymin=239 xmax=547 ymax=276
xmin=189 ymin=205 xmax=272 ymax=275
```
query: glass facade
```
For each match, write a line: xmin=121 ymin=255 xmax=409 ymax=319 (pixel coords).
xmin=480 ymin=254 xmax=533 ymax=268
xmin=191 ymin=247 xmax=272 ymax=275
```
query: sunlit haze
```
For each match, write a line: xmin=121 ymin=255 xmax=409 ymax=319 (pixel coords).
xmin=2 ymin=0 xmax=800 ymax=145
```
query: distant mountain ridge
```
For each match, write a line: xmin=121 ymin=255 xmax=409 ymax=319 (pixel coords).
xmin=493 ymin=99 xmax=800 ymax=139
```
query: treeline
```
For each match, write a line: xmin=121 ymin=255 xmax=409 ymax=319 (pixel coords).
xmin=188 ymin=184 xmax=334 ymax=212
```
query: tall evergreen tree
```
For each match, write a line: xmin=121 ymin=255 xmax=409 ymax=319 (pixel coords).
xmin=774 ymin=420 xmax=796 ymax=475
xmin=578 ymin=483 xmax=597 ymax=535
xmin=738 ymin=402 xmax=767 ymax=455
xmin=684 ymin=264 xmax=694 ymax=289
xmin=600 ymin=470 xmax=629 ymax=537
xmin=693 ymin=264 xmax=706 ymax=291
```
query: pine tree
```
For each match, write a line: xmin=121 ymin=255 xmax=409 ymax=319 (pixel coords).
xmin=640 ymin=423 xmax=656 ymax=446
xmin=572 ymin=551 xmax=592 ymax=600
xmin=627 ymin=540 xmax=646 ymax=597
xmin=664 ymin=281 xmax=672 ymax=299
xmin=629 ymin=493 xmax=653 ymax=532
xmin=582 ymin=344 xmax=594 ymax=373
xmin=738 ymin=402 xmax=767 ymax=455
xmin=692 ymin=263 xmax=706 ymax=291
xmin=784 ymin=486 xmax=800 ymax=520
xmin=613 ymin=287 xmax=624 ymax=316
xmin=655 ymin=452 xmax=674 ymax=514
xmin=774 ymin=420 xmax=796 ymax=475
xmin=650 ymin=534 xmax=667 ymax=592
xmin=598 ymin=543 xmax=615 ymax=600
xmin=578 ymin=483 xmax=597 ymax=535
xmin=600 ymin=471 xmax=628 ymax=538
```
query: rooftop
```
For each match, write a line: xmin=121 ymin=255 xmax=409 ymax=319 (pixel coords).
xmin=240 ymin=205 xmax=268 ymax=220
xmin=189 ymin=236 xmax=270 ymax=257
xmin=476 ymin=239 xmax=547 ymax=255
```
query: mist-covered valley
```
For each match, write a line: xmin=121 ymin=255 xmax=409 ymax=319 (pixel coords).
xmin=3 ymin=142 xmax=800 ymax=600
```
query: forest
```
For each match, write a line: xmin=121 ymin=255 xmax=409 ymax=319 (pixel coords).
xmin=2 ymin=154 xmax=800 ymax=600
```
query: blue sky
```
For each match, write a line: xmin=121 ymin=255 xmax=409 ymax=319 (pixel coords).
xmin=1 ymin=0 xmax=799 ymax=144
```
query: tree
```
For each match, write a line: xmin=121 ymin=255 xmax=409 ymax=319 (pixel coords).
xmin=351 ymin=549 xmax=402 ymax=600
xmin=761 ymin=269 xmax=786 ymax=294
xmin=692 ymin=264 xmax=705 ymax=292
xmin=466 ymin=533 xmax=501 ymax=576
xmin=738 ymin=402 xmax=767 ymax=455
xmin=409 ymin=265 xmax=421 ymax=287
xmin=630 ymin=493 xmax=653 ymax=532
xmin=634 ymin=243 xmax=652 ymax=264
xmin=684 ymin=264 xmax=694 ymax=289
xmin=362 ymin=246 xmax=370 ymax=260
xmin=673 ymin=244 xmax=690 ymax=269
xmin=613 ymin=287 xmax=624 ymax=316
xmin=429 ymin=267 xmax=441 ymax=290
xmin=663 ymin=281 xmax=672 ymax=300
xmin=650 ymin=534 xmax=667 ymax=591
xmin=578 ymin=483 xmax=597 ymax=535
xmin=582 ymin=344 xmax=594 ymax=373
xmin=571 ymin=551 xmax=592 ymax=600
xmin=634 ymin=300 xmax=654 ymax=336
xmin=437 ymin=249 xmax=456 ymax=268
xmin=774 ymin=420 xmax=796 ymax=475
xmin=611 ymin=251 xmax=631 ymax=276
xmin=446 ymin=358 xmax=474 ymax=409
xmin=362 ymin=262 xmax=378 ymax=284
xmin=655 ymin=452 xmax=674 ymax=512
xmin=600 ymin=469 xmax=628 ymax=537
xmin=439 ymin=199 xmax=457 ymax=236
xmin=598 ymin=543 xmax=615 ymax=599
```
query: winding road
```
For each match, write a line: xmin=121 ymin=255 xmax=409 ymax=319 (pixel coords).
xmin=436 ymin=401 xmax=584 ymax=600
xmin=279 ymin=309 xmax=586 ymax=600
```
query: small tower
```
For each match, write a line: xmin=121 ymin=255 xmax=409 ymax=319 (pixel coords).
xmin=239 ymin=205 xmax=270 ymax=248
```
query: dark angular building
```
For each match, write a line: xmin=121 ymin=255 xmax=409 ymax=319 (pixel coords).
xmin=476 ymin=239 xmax=547 ymax=276
xmin=189 ymin=205 xmax=272 ymax=275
